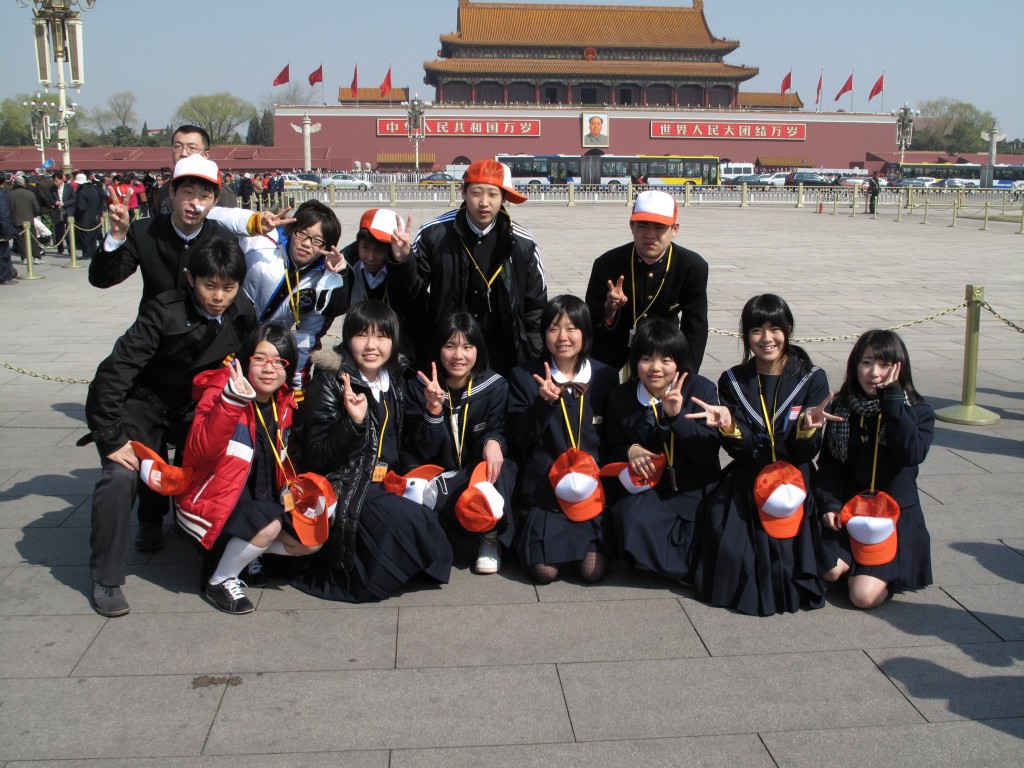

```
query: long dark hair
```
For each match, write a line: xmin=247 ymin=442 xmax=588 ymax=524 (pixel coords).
xmin=434 ymin=312 xmax=489 ymax=379
xmin=739 ymin=293 xmax=812 ymax=373
xmin=841 ymin=329 xmax=922 ymax=403
xmin=541 ymin=294 xmax=592 ymax=374
xmin=341 ymin=300 xmax=401 ymax=373
xmin=628 ymin=317 xmax=694 ymax=378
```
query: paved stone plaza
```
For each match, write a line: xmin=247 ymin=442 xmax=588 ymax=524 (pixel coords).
xmin=1 ymin=201 xmax=1022 ymax=765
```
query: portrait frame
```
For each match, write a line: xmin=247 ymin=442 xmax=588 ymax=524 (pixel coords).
xmin=582 ymin=113 xmax=610 ymax=148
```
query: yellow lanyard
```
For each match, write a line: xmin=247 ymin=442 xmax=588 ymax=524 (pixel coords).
xmin=649 ymin=399 xmax=675 ymax=467
xmin=446 ymin=378 xmax=473 ymax=467
xmin=558 ymin=392 xmax=585 ymax=450
xmin=630 ymin=243 xmax=673 ymax=328
xmin=757 ymin=373 xmax=781 ymax=462
xmin=869 ymin=413 xmax=882 ymax=492
xmin=280 ymin=245 xmax=301 ymax=326
xmin=376 ymin=392 xmax=390 ymax=460
xmin=460 ymin=239 xmax=504 ymax=310
xmin=254 ymin=398 xmax=296 ymax=481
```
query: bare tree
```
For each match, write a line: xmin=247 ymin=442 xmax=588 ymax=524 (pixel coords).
xmin=88 ymin=107 xmax=116 ymax=135
xmin=108 ymin=91 xmax=138 ymax=129
xmin=173 ymin=93 xmax=257 ymax=145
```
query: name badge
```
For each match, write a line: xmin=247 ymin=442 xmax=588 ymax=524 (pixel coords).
xmin=371 ymin=462 xmax=389 ymax=483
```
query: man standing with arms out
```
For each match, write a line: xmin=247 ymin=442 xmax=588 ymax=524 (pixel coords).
xmin=585 ymin=190 xmax=709 ymax=374
xmin=393 ymin=159 xmax=547 ymax=374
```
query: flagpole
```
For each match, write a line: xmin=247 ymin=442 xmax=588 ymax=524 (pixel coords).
xmin=849 ymin=70 xmax=854 ymax=113
xmin=880 ymin=71 xmax=885 ymax=114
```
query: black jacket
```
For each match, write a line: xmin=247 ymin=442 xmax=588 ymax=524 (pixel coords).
xmin=85 ymin=288 xmax=257 ymax=456
xmin=298 ymin=346 xmax=409 ymax=572
xmin=8 ymin=186 xmax=40 ymax=232
xmin=585 ymin=241 xmax=709 ymax=373
xmin=400 ymin=205 xmax=547 ymax=372
xmin=88 ymin=214 xmax=233 ymax=307
xmin=74 ymin=182 xmax=103 ymax=229
xmin=0 ymin=187 xmax=13 ymax=241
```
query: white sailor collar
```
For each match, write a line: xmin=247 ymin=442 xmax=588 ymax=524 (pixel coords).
xmin=550 ymin=357 xmax=592 ymax=385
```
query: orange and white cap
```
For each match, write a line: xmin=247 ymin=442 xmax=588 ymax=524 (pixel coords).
xmin=630 ymin=190 xmax=677 ymax=226
xmin=172 ymin=154 xmax=220 ymax=187
xmin=549 ymin=447 xmax=605 ymax=522
xmin=359 ymin=208 xmax=403 ymax=243
xmin=599 ymin=454 xmax=666 ymax=494
xmin=464 ymin=159 xmax=527 ymax=204
xmin=454 ymin=461 xmax=505 ymax=533
xmin=382 ymin=464 xmax=446 ymax=508
xmin=840 ymin=490 xmax=900 ymax=566
xmin=288 ymin=472 xmax=337 ymax=547
xmin=753 ymin=460 xmax=806 ymax=539
xmin=131 ymin=441 xmax=194 ymax=496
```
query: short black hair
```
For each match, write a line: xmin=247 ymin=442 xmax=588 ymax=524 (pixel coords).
xmin=187 ymin=235 xmax=246 ymax=283
xmin=285 ymin=200 xmax=341 ymax=250
xmin=341 ymin=300 xmax=401 ymax=372
xmin=172 ymin=124 xmax=211 ymax=151
xmin=433 ymin=312 xmax=489 ymax=378
xmin=170 ymin=175 xmax=219 ymax=197
xmin=238 ymin=322 xmax=298 ymax=379
xmin=541 ymin=294 xmax=592 ymax=373
xmin=628 ymin=317 xmax=693 ymax=376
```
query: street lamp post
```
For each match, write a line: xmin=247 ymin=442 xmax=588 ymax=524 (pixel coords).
xmin=18 ymin=0 xmax=93 ymax=175
xmin=24 ymin=93 xmax=57 ymax=168
xmin=892 ymin=103 xmax=918 ymax=164
xmin=403 ymin=95 xmax=430 ymax=175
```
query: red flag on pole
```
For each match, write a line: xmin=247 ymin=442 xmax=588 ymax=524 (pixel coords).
xmin=272 ymin=64 xmax=289 ymax=87
xmin=815 ymin=72 xmax=823 ymax=106
xmin=868 ymin=73 xmax=885 ymax=101
xmin=834 ymin=73 xmax=853 ymax=101
xmin=780 ymin=71 xmax=792 ymax=97
xmin=309 ymin=64 xmax=323 ymax=87
xmin=380 ymin=65 xmax=393 ymax=98
xmin=350 ymin=64 xmax=358 ymax=99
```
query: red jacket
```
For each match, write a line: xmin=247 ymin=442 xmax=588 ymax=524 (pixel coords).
xmin=175 ymin=367 xmax=297 ymax=549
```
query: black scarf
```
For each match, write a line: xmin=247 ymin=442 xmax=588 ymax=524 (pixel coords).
xmin=827 ymin=391 xmax=884 ymax=463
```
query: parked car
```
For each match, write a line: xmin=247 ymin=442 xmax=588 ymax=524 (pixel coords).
xmin=725 ymin=174 xmax=769 ymax=186
xmin=295 ymin=173 xmax=322 ymax=186
xmin=837 ymin=176 xmax=869 ymax=187
xmin=281 ymin=173 xmax=318 ymax=190
xmin=785 ymin=171 xmax=832 ymax=187
xmin=759 ymin=172 xmax=789 ymax=186
xmin=320 ymin=173 xmax=373 ymax=191
xmin=419 ymin=172 xmax=460 ymax=186
xmin=933 ymin=177 xmax=978 ymax=188
xmin=891 ymin=177 xmax=937 ymax=188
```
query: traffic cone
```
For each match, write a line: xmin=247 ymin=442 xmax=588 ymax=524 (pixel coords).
xmin=817 ymin=202 xmax=824 ymax=214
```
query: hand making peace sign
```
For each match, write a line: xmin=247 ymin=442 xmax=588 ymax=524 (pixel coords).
xmin=660 ymin=371 xmax=688 ymax=419
xmin=339 ymin=372 xmax=368 ymax=424
xmin=417 ymin=362 xmax=445 ymax=415
xmin=322 ymin=244 xmax=347 ymax=274
xmin=391 ymin=214 xmax=413 ymax=262
xmin=685 ymin=397 xmax=734 ymax=433
xmin=228 ymin=357 xmax=255 ymax=399
xmin=604 ymin=274 xmax=628 ymax=321
xmin=801 ymin=393 xmax=844 ymax=431
xmin=532 ymin=362 xmax=563 ymax=403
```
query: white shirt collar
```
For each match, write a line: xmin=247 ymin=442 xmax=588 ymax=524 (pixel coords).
xmin=172 ymin=221 xmax=203 ymax=243
xmin=359 ymin=261 xmax=388 ymax=289
xmin=466 ymin=216 xmax=496 ymax=238
xmin=636 ymin=381 xmax=659 ymax=406
xmin=549 ymin=357 xmax=592 ymax=385
xmin=360 ymin=369 xmax=391 ymax=401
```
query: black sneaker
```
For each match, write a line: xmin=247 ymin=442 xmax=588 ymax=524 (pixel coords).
xmin=134 ymin=522 xmax=164 ymax=552
xmin=91 ymin=581 xmax=130 ymax=617
xmin=242 ymin=556 xmax=269 ymax=588
xmin=205 ymin=578 xmax=254 ymax=614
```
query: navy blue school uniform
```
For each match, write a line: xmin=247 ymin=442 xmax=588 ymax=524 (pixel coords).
xmin=406 ymin=369 xmax=518 ymax=548
xmin=295 ymin=348 xmax=452 ymax=603
xmin=693 ymin=355 xmax=830 ymax=616
xmin=604 ymin=375 xmax=722 ymax=581
xmin=815 ymin=385 xmax=935 ymax=589
xmin=507 ymin=357 xmax=618 ymax=566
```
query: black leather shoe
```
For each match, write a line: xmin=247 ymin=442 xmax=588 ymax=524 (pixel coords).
xmin=91 ymin=582 xmax=130 ymax=617
xmin=134 ymin=522 xmax=164 ymax=552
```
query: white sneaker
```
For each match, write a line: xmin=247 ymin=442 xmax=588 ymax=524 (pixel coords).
xmin=475 ymin=531 xmax=501 ymax=574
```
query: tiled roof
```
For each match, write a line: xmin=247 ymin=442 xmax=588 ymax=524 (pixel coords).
xmin=424 ymin=59 xmax=757 ymax=81
xmin=757 ymin=155 xmax=817 ymax=168
xmin=337 ymin=87 xmax=410 ymax=103
xmin=443 ymin=0 xmax=737 ymax=52
xmin=738 ymin=92 xmax=804 ymax=109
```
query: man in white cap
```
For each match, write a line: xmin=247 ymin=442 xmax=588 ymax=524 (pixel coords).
xmin=392 ymin=159 xmax=547 ymax=374
xmin=585 ymin=189 xmax=708 ymax=373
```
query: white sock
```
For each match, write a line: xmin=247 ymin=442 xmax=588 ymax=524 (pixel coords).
xmin=264 ymin=540 xmax=290 ymax=556
xmin=209 ymin=538 xmax=267 ymax=585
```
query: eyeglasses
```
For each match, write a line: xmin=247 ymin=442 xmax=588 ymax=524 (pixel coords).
xmin=172 ymin=142 xmax=204 ymax=155
xmin=292 ymin=231 xmax=325 ymax=249
xmin=250 ymin=355 xmax=289 ymax=370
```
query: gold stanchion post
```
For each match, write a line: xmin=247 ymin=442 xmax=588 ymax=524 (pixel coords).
xmin=935 ymin=284 xmax=1000 ymax=426
xmin=20 ymin=221 xmax=44 ymax=281
xmin=64 ymin=214 xmax=83 ymax=269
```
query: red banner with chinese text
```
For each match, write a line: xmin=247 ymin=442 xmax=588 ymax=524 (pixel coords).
xmin=650 ymin=121 xmax=806 ymax=141
xmin=376 ymin=118 xmax=542 ymax=137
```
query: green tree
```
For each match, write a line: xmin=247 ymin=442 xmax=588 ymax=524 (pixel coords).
xmin=259 ymin=109 xmax=274 ymax=145
xmin=0 ymin=94 xmax=36 ymax=145
xmin=172 ymin=93 xmax=256 ymax=145
xmin=246 ymin=115 xmax=262 ymax=145
xmin=913 ymin=98 xmax=996 ymax=154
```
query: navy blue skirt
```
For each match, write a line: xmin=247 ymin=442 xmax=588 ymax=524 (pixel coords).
xmin=515 ymin=504 xmax=610 ymax=567
xmin=611 ymin=488 xmax=699 ymax=582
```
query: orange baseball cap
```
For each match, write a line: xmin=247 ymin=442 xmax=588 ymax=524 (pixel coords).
xmin=599 ymin=454 xmax=666 ymax=494
xmin=753 ymin=460 xmax=806 ymax=539
xmin=288 ymin=472 xmax=337 ymax=547
xmin=630 ymin=190 xmax=677 ymax=226
xmin=549 ymin=448 xmax=605 ymax=522
xmin=382 ymin=464 xmax=446 ymax=508
xmin=455 ymin=461 xmax=505 ymax=533
xmin=131 ymin=442 xmax=193 ymax=496
xmin=840 ymin=491 xmax=900 ymax=566
xmin=464 ymin=159 xmax=527 ymax=204
xmin=359 ymin=208 xmax=403 ymax=243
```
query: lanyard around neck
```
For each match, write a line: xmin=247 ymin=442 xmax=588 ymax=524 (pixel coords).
xmin=869 ymin=413 xmax=883 ymax=492
xmin=757 ymin=373 xmax=781 ymax=462
xmin=630 ymin=243 xmax=672 ymax=328
xmin=558 ymin=392 xmax=585 ymax=450
xmin=446 ymin=378 xmax=473 ymax=467
xmin=460 ymin=239 xmax=504 ymax=288
xmin=649 ymin=398 xmax=675 ymax=467
xmin=281 ymin=245 xmax=302 ymax=326
xmin=375 ymin=392 xmax=390 ymax=460
xmin=254 ymin=398 xmax=296 ymax=481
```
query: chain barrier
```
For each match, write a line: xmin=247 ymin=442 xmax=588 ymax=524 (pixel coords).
xmin=709 ymin=302 xmax=968 ymax=342
xmin=0 ymin=357 xmax=91 ymax=384
xmin=981 ymin=301 xmax=1024 ymax=334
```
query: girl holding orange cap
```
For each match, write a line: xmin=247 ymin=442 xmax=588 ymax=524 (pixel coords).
xmin=689 ymin=294 xmax=833 ymax=616
xmin=814 ymin=330 xmax=934 ymax=609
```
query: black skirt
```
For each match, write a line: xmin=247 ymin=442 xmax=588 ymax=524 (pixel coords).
xmin=515 ymin=504 xmax=610 ymax=567
xmin=611 ymin=487 xmax=699 ymax=582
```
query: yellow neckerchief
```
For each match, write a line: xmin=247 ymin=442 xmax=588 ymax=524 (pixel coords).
xmin=558 ymin=391 xmax=585 ymax=450
xmin=649 ymin=397 xmax=675 ymax=468
xmin=630 ymin=243 xmax=673 ymax=329
xmin=254 ymin=397 xmax=296 ymax=482
xmin=757 ymin=371 xmax=782 ymax=462
xmin=459 ymin=238 xmax=504 ymax=294
xmin=446 ymin=377 xmax=473 ymax=467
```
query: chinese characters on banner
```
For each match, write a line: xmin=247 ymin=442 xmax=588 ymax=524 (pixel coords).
xmin=650 ymin=121 xmax=807 ymax=140
xmin=376 ymin=118 xmax=542 ymax=136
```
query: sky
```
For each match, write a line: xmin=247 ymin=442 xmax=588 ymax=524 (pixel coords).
xmin=3 ymin=0 xmax=1023 ymax=138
